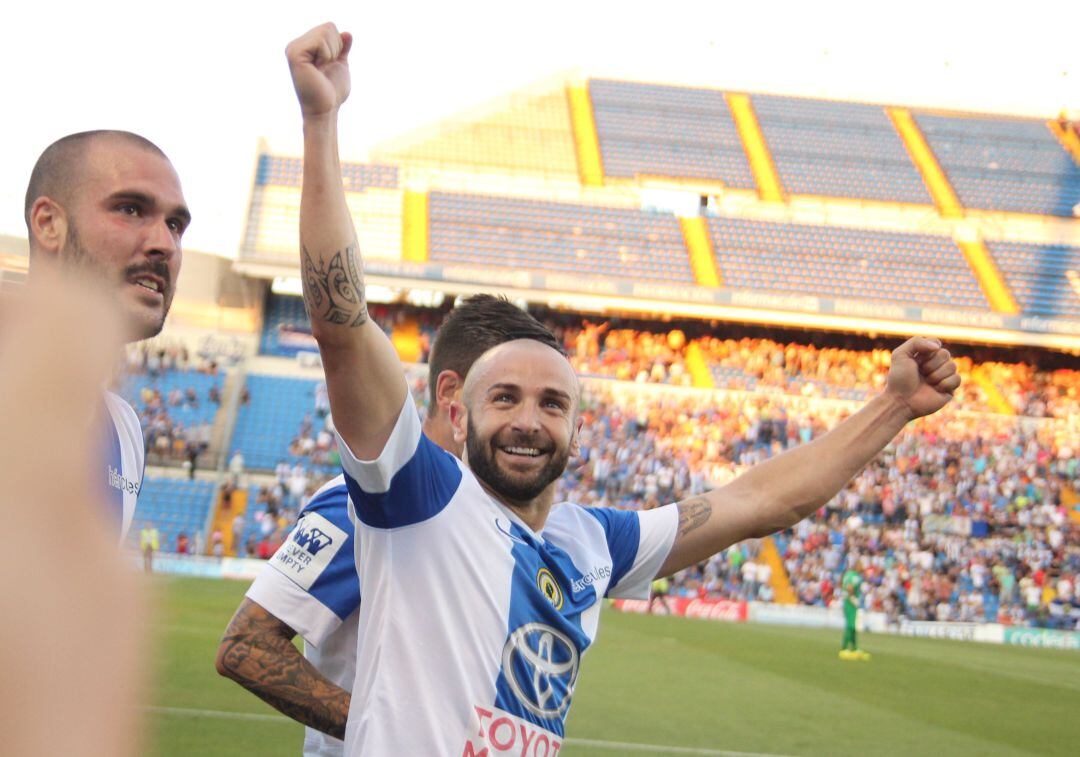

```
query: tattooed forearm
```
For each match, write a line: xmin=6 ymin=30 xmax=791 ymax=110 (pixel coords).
xmin=216 ymin=600 xmax=349 ymax=739
xmin=301 ymin=242 xmax=369 ymax=328
xmin=676 ymin=497 xmax=712 ymax=537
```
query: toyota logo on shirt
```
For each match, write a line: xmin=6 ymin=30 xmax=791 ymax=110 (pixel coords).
xmin=501 ymin=622 xmax=580 ymax=719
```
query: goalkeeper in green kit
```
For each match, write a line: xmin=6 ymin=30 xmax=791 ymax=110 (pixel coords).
xmin=839 ymin=565 xmax=870 ymax=661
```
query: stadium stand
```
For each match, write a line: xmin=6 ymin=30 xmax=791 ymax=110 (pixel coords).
xmin=549 ymin=314 xmax=1079 ymax=417
xmin=206 ymin=75 xmax=1080 ymax=637
xmin=230 ymin=374 xmax=330 ymax=472
xmin=126 ymin=477 xmax=216 ymax=555
xmin=253 ymin=154 xmax=398 ymax=192
xmin=751 ymin=94 xmax=932 ymax=204
xmin=121 ymin=369 xmax=220 ymax=426
xmin=555 ymin=381 xmax=1078 ymax=629
xmin=119 ymin=363 xmax=221 ymax=465
xmin=259 ymin=292 xmax=316 ymax=357
xmin=588 ymin=79 xmax=756 ymax=187
xmin=984 ymin=239 xmax=1080 ymax=319
xmin=914 ymin=112 xmax=1080 ymax=217
xmin=428 ymin=191 xmax=695 ymax=283
xmin=704 ymin=215 xmax=988 ymax=309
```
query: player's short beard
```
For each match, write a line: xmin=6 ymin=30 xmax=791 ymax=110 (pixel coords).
xmin=63 ymin=221 xmax=171 ymax=341
xmin=466 ymin=416 xmax=569 ymax=503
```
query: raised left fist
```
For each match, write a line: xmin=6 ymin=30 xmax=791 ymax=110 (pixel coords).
xmin=886 ymin=336 xmax=961 ymax=420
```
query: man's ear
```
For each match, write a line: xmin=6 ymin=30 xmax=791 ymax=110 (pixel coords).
xmin=435 ymin=370 xmax=462 ymax=412
xmin=28 ymin=197 xmax=67 ymax=259
xmin=569 ymin=414 xmax=584 ymax=457
xmin=449 ymin=399 xmax=467 ymax=445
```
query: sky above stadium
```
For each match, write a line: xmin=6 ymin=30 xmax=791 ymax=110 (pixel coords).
xmin=1 ymin=0 xmax=1075 ymax=258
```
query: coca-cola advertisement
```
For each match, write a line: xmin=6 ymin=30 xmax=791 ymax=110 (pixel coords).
xmin=612 ymin=597 xmax=748 ymax=623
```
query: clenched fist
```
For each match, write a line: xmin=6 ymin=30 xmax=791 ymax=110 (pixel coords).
xmin=286 ymin=22 xmax=353 ymax=117
xmin=886 ymin=336 xmax=961 ymax=420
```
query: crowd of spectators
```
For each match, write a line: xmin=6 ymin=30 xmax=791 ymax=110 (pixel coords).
xmin=550 ymin=379 xmax=1078 ymax=630
xmin=548 ymin=319 xmax=1079 ymax=421
xmin=145 ymin=310 xmax=1078 ymax=630
xmin=123 ymin=343 xmax=224 ymax=470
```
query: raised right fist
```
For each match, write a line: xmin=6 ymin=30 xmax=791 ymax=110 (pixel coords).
xmin=285 ymin=22 xmax=353 ymax=118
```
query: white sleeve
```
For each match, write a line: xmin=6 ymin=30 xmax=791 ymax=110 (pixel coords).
xmin=608 ymin=505 xmax=679 ymax=600
xmin=246 ymin=564 xmax=344 ymax=648
xmin=335 ymin=383 xmax=422 ymax=495
xmin=336 ymin=385 xmax=464 ymax=530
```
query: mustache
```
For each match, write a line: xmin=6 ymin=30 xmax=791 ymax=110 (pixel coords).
xmin=124 ymin=261 xmax=172 ymax=290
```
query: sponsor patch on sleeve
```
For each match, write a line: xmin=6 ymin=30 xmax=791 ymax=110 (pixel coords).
xmin=269 ymin=512 xmax=348 ymax=591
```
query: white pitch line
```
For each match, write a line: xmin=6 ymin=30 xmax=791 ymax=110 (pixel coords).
xmin=144 ymin=706 xmax=291 ymax=723
xmin=144 ymin=706 xmax=793 ymax=756
xmin=564 ymin=736 xmax=792 ymax=757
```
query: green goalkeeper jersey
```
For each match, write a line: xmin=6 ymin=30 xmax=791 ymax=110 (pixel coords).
xmin=842 ymin=569 xmax=862 ymax=618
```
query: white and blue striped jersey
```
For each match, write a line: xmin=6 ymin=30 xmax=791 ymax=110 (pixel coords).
xmin=246 ymin=476 xmax=358 ymax=757
xmin=340 ymin=392 xmax=678 ymax=756
xmin=103 ymin=391 xmax=143 ymax=542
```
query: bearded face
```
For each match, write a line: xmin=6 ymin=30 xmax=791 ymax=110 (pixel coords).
xmin=454 ymin=339 xmax=582 ymax=508
xmin=63 ymin=221 xmax=176 ymax=341
xmin=466 ymin=414 xmax=571 ymax=503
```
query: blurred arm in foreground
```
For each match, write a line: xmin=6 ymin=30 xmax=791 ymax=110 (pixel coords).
xmin=0 ymin=277 xmax=143 ymax=757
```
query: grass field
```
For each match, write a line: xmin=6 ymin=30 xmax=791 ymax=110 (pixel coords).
xmin=146 ymin=576 xmax=1079 ymax=756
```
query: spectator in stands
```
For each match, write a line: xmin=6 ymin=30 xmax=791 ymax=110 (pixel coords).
xmin=232 ymin=513 xmax=246 ymax=558
xmin=220 ymin=480 xmax=235 ymax=511
xmin=185 ymin=443 xmax=199 ymax=480
xmin=229 ymin=449 xmax=245 ymax=484
xmin=176 ymin=532 xmax=190 ymax=556
xmin=140 ymin=523 xmax=159 ymax=573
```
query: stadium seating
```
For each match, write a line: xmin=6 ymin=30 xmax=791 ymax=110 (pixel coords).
xmin=705 ymin=215 xmax=987 ymax=309
xmin=588 ymin=79 xmax=755 ymax=187
xmin=914 ymin=113 xmax=1080 ymax=216
xmin=230 ymin=375 xmax=329 ymax=471
xmin=254 ymin=154 xmax=398 ymax=192
xmin=127 ymin=477 xmax=217 ymax=553
xmin=428 ymin=192 xmax=695 ymax=283
xmin=984 ymin=240 xmax=1080 ymax=319
xmin=260 ymin=292 xmax=315 ymax=357
xmin=120 ymin=369 xmax=221 ymax=427
xmin=751 ymin=94 xmax=932 ymax=204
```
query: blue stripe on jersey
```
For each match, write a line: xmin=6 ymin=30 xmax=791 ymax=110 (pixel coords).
xmin=582 ymin=507 xmax=641 ymax=592
xmin=345 ymin=434 xmax=462 ymax=529
xmin=103 ymin=413 xmax=125 ymax=536
xmin=492 ymin=523 xmax=593 ymax=737
xmin=297 ymin=483 xmax=360 ymax=620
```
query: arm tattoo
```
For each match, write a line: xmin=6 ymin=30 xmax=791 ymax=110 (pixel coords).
xmin=217 ymin=600 xmax=349 ymax=740
xmin=301 ymin=242 xmax=369 ymax=327
xmin=676 ymin=497 xmax=712 ymax=537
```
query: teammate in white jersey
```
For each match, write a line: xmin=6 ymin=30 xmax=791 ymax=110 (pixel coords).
xmin=216 ymin=295 xmax=563 ymax=756
xmin=24 ymin=130 xmax=190 ymax=540
xmin=287 ymin=23 xmax=961 ymax=755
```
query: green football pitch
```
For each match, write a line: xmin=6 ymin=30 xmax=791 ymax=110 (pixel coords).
xmin=145 ymin=576 xmax=1079 ymax=756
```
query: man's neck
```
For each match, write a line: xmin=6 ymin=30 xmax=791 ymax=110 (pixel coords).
xmin=422 ymin=416 xmax=459 ymax=457
xmin=477 ymin=479 xmax=555 ymax=533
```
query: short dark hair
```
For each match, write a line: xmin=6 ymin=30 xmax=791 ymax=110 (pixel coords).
xmin=428 ymin=295 xmax=562 ymax=406
xmin=24 ymin=130 xmax=168 ymax=235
